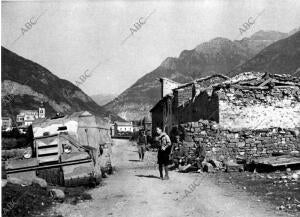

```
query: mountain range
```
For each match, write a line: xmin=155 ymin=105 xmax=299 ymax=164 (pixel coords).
xmin=104 ymin=29 xmax=300 ymax=121
xmin=1 ymin=47 xmax=123 ymax=122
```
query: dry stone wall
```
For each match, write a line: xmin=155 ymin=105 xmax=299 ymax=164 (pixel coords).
xmin=173 ymin=120 xmax=300 ymax=160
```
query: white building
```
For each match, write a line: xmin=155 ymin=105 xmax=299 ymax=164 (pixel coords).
xmin=16 ymin=102 xmax=46 ymax=126
xmin=17 ymin=110 xmax=39 ymax=126
xmin=114 ymin=121 xmax=133 ymax=133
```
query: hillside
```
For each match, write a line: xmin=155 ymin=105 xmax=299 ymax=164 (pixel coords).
xmin=91 ymin=93 xmax=117 ymax=106
xmin=230 ymin=31 xmax=300 ymax=76
xmin=1 ymin=47 xmax=123 ymax=122
xmin=104 ymin=30 xmax=293 ymax=120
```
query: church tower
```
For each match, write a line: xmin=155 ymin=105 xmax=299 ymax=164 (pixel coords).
xmin=38 ymin=102 xmax=45 ymax=118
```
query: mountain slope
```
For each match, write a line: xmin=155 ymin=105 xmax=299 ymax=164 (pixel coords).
xmin=1 ymin=47 xmax=123 ymax=122
xmin=91 ymin=93 xmax=117 ymax=106
xmin=104 ymin=30 xmax=291 ymax=120
xmin=230 ymin=31 xmax=300 ymax=76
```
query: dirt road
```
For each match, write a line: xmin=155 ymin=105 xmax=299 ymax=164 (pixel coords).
xmin=52 ymin=139 xmax=285 ymax=217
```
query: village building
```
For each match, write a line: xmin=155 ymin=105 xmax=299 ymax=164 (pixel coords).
xmin=16 ymin=102 xmax=46 ymax=126
xmin=151 ymin=72 xmax=300 ymax=159
xmin=114 ymin=121 xmax=134 ymax=133
xmin=150 ymin=74 xmax=229 ymax=135
xmin=17 ymin=110 xmax=39 ymax=126
xmin=151 ymin=72 xmax=300 ymax=134
xmin=1 ymin=117 xmax=12 ymax=130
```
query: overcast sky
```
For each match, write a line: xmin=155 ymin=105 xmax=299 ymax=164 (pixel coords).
xmin=2 ymin=0 xmax=300 ymax=96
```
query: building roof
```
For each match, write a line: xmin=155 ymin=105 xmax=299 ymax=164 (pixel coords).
xmin=114 ymin=121 xmax=133 ymax=126
xmin=173 ymin=74 xmax=229 ymax=90
xmin=213 ymin=72 xmax=300 ymax=90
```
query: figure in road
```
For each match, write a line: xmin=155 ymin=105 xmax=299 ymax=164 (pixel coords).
xmin=155 ymin=127 xmax=172 ymax=180
xmin=137 ymin=130 xmax=147 ymax=161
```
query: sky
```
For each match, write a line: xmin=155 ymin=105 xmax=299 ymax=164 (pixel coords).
xmin=1 ymin=0 xmax=300 ymax=96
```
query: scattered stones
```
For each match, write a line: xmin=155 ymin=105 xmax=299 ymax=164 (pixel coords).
xmin=225 ymin=161 xmax=244 ymax=172
xmin=49 ymin=188 xmax=65 ymax=200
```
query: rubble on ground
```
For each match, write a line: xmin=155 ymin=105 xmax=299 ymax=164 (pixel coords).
xmin=49 ymin=188 xmax=65 ymax=200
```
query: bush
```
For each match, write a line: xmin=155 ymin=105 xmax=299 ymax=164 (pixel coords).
xmin=2 ymin=126 xmax=33 ymax=150
xmin=2 ymin=137 xmax=29 ymax=150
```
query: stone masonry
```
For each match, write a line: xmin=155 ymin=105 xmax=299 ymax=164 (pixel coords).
xmin=172 ymin=120 xmax=300 ymax=160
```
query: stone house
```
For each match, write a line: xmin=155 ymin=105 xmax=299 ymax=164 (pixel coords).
xmin=151 ymin=71 xmax=300 ymax=159
xmin=150 ymin=94 xmax=173 ymax=134
xmin=151 ymin=72 xmax=300 ymax=134
xmin=150 ymin=74 xmax=228 ymax=135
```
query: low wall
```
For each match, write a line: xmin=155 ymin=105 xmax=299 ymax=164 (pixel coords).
xmin=172 ymin=120 xmax=300 ymax=160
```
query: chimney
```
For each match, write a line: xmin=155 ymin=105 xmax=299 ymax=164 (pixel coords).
xmin=159 ymin=78 xmax=181 ymax=99
xmin=192 ymin=81 xmax=200 ymax=98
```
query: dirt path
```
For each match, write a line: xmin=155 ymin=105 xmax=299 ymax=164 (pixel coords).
xmin=52 ymin=139 xmax=286 ymax=217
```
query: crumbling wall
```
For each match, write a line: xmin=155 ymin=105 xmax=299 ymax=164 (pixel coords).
xmin=175 ymin=90 xmax=219 ymax=124
xmin=173 ymin=120 xmax=300 ymax=160
xmin=218 ymin=87 xmax=300 ymax=129
xmin=174 ymin=86 xmax=193 ymax=107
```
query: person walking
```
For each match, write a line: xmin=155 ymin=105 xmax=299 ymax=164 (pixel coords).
xmin=137 ymin=130 xmax=147 ymax=161
xmin=155 ymin=127 xmax=172 ymax=180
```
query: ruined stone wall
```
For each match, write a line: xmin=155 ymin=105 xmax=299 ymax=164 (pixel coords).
xmin=218 ymin=87 xmax=300 ymax=129
xmin=173 ymin=120 xmax=300 ymax=160
xmin=175 ymin=90 xmax=219 ymax=125
xmin=174 ymin=86 xmax=193 ymax=107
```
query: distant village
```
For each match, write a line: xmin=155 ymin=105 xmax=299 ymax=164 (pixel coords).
xmin=2 ymin=102 xmax=46 ymax=133
xmin=1 ymin=101 xmax=152 ymax=138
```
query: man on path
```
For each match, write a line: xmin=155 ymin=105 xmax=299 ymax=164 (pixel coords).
xmin=137 ymin=130 xmax=147 ymax=161
xmin=155 ymin=127 xmax=172 ymax=180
